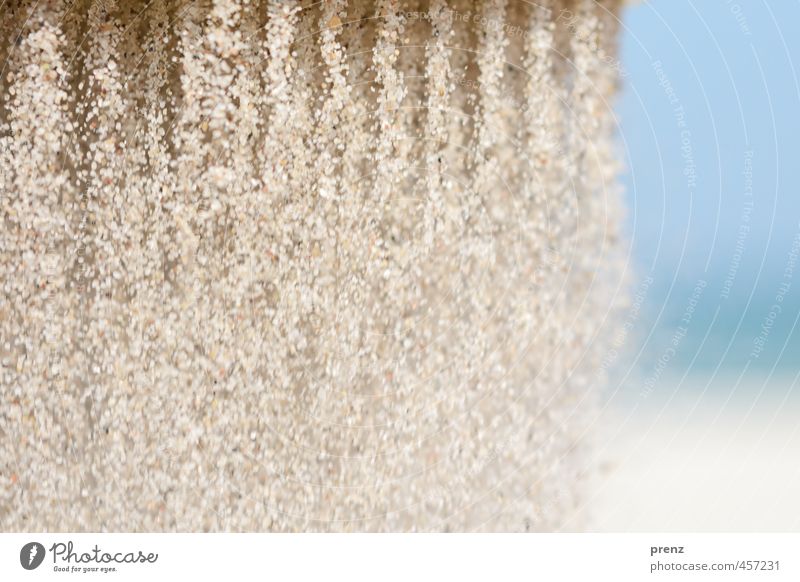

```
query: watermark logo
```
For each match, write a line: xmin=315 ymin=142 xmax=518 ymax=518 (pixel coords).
xmin=20 ymin=542 xmax=46 ymax=570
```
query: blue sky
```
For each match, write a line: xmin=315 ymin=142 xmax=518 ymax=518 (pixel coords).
xmin=616 ymin=1 xmax=800 ymax=371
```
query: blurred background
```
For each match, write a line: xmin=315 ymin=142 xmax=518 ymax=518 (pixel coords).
xmin=590 ymin=0 xmax=800 ymax=531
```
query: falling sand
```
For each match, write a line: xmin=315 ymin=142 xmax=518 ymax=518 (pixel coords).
xmin=0 ymin=0 xmax=628 ymax=531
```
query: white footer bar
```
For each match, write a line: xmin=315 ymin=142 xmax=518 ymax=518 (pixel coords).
xmin=2 ymin=533 xmax=797 ymax=581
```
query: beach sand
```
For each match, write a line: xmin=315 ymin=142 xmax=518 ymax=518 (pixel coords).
xmin=586 ymin=372 xmax=800 ymax=531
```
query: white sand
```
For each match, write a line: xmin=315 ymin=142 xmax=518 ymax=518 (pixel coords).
xmin=588 ymin=372 xmax=800 ymax=531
